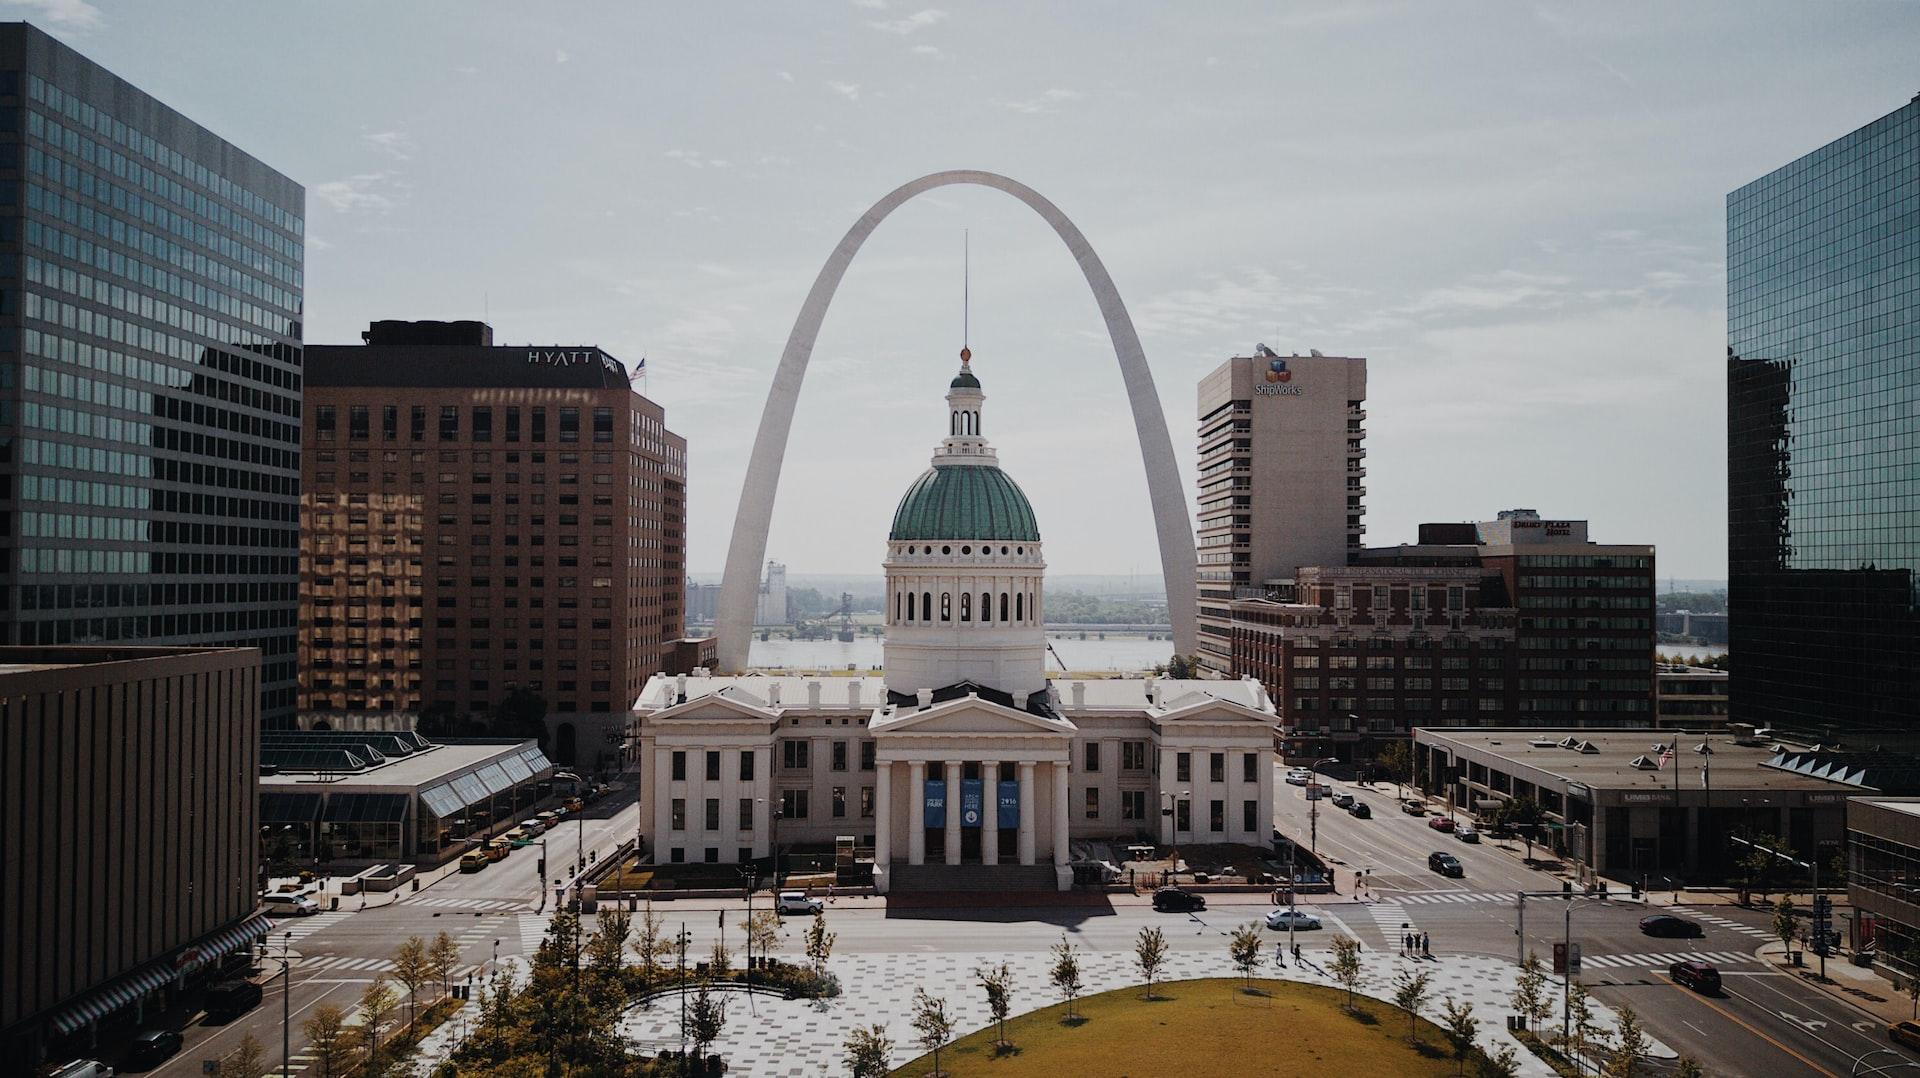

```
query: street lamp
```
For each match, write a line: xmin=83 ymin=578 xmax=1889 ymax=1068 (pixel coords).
xmin=554 ymin=771 xmax=585 ymax=879
xmin=279 ymin=931 xmax=293 ymax=1078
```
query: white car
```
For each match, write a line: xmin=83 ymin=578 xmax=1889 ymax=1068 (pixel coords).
xmin=262 ymin=893 xmax=320 ymax=917
xmin=774 ymin=890 xmax=823 ymax=916
xmin=1265 ymin=907 xmax=1322 ymax=930
xmin=1284 ymin=768 xmax=1314 ymax=786
xmin=1454 ymin=823 xmax=1480 ymax=843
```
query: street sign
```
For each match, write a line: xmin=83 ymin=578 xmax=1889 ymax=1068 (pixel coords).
xmin=1568 ymin=942 xmax=1581 ymax=976
xmin=1552 ymin=942 xmax=1582 ymax=976
xmin=1306 ymin=784 xmax=1325 ymax=801
xmin=1553 ymin=942 xmax=1566 ymax=975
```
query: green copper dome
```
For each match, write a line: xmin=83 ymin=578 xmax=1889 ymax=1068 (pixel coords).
xmin=950 ymin=368 xmax=981 ymax=390
xmin=889 ymin=464 xmax=1040 ymax=542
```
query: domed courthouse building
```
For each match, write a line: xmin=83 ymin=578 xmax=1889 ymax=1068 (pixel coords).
xmin=633 ymin=354 xmax=1278 ymax=892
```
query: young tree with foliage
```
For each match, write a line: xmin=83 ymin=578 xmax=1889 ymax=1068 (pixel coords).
xmin=976 ymin=962 xmax=1015 ymax=1050
xmin=1510 ymin=952 xmax=1549 ymax=1035
xmin=1478 ymin=1044 xmax=1522 ymax=1078
xmin=1440 ymin=997 xmax=1477 ymax=1077
xmin=1393 ymin=967 xmax=1433 ymax=1046
xmin=1329 ymin=935 xmax=1365 ymax=1013
xmin=1771 ymin=895 xmax=1798 ymax=959
xmin=686 ymin=978 xmax=728 ymax=1062
xmin=1228 ymin=922 xmax=1264 ymax=989
xmin=708 ymin=937 xmax=733 ymax=978
xmin=1737 ymin=832 xmax=1786 ymax=901
xmin=911 ymin=987 xmax=954 ymax=1078
xmin=743 ymin=909 xmax=781 ymax=964
xmin=1604 ymin=1003 xmax=1649 ymax=1077
xmin=391 ymin=935 xmax=432 ymax=1031
xmin=1050 ymin=934 xmax=1084 ymax=1020
xmin=1378 ymin=739 xmax=1414 ymax=797
xmin=843 ymin=1023 xmax=893 ymax=1078
xmin=1673 ymin=1057 xmax=1704 ymax=1078
xmin=1502 ymin=796 xmax=1546 ymax=860
xmin=216 ymin=1032 xmax=266 ymax=1078
xmin=586 ymin=909 xmax=631 ymax=983
xmin=429 ymin=931 xmax=461 ymax=998
xmin=633 ymin=900 xmax=667 ymax=987
xmin=301 ymin=1003 xmax=352 ymax=1078
xmin=1135 ymin=925 xmax=1168 ymax=1000
xmin=358 ymin=975 xmax=398 ymax=1064
xmin=805 ymin=908 xmax=836 ymax=976
xmin=1567 ymin=982 xmax=1601 ymax=1071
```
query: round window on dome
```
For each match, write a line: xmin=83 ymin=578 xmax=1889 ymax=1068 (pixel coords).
xmin=942 ymin=545 xmax=952 ymax=555
xmin=1000 ymin=546 xmax=1009 ymax=555
xmin=1017 ymin=546 xmax=1025 ymax=555
xmin=961 ymin=546 xmax=972 ymax=555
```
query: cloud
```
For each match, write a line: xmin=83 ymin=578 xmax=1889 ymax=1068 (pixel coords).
xmin=778 ymin=70 xmax=795 ymax=83
xmin=311 ymin=173 xmax=400 ymax=214
xmin=1002 ymin=87 xmax=1083 ymax=114
xmin=1134 ymin=266 xmax=1359 ymax=342
xmin=850 ymin=0 xmax=887 ymax=8
xmin=362 ymin=130 xmax=415 ymax=160
xmin=454 ymin=65 xmax=480 ymax=76
xmin=827 ymin=81 xmax=862 ymax=101
xmin=1399 ymin=270 xmax=1573 ymax=316
xmin=868 ymin=8 xmax=945 ymax=34
xmin=2 ymin=0 xmax=104 ymax=33
xmin=665 ymin=149 xmax=732 ymax=169
xmin=911 ymin=44 xmax=943 ymax=58
xmin=554 ymin=48 xmax=570 ymax=64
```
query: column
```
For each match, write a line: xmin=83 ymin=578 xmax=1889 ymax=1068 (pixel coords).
xmin=1052 ymin=760 xmax=1071 ymax=865
xmin=873 ymin=761 xmax=892 ymax=867
xmin=908 ymin=760 xmax=926 ymax=866
xmin=945 ymin=760 xmax=964 ymax=866
xmin=652 ymin=745 xmax=673 ymax=861
xmin=1256 ymin=748 xmax=1275 ymax=850
xmin=981 ymin=759 xmax=1000 ymax=865
xmin=1017 ymin=761 xmax=1036 ymax=866
xmin=753 ymin=749 xmax=772 ymax=859
xmin=1158 ymin=746 xmax=1179 ymax=845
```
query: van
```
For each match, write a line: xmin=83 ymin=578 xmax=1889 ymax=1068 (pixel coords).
xmin=261 ymin=893 xmax=319 ymax=917
xmin=204 ymin=979 xmax=263 ymax=1020
xmin=50 ymin=1060 xmax=114 ymax=1078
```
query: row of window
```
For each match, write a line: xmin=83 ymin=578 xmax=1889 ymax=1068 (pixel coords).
xmin=314 ymin=404 xmax=615 ymax=443
xmin=893 ymin=589 xmax=1033 ymax=625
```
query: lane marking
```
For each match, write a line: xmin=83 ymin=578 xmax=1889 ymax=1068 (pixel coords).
xmin=1658 ymin=974 xmax=1840 ymax=1078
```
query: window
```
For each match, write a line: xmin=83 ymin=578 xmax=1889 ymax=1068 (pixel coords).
xmin=316 ymin=405 xmax=337 ymax=438
xmin=739 ymin=750 xmax=755 ymax=781
xmin=1122 ymin=790 xmax=1146 ymax=821
xmin=832 ymin=740 xmax=848 ymax=771
xmin=832 ymin=786 xmax=847 ymax=818
xmin=940 ymin=593 xmax=952 ymax=621
xmin=473 ymin=406 xmax=493 ymax=442
xmin=738 ymin=798 xmax=753 ymax=830
xmin=382 ymin=405 xmax=398 ymax=439
xmin=1083 ymin=742 xmax=1100 ymax=772
xmin=705 ymin=750 xmax=721 ymax=781
xmin=1210 ymin=753 xmax=1225 ymax=783
xmin=1210 ymin=799 xmax=1225 ymax=833
xmin=1243 ymin=799 xmax=1258 ymax=833
xmin=1175 ymin=799 xmax=1191 ymax=832
xmin=671 ymin=751 xmax=686 ymax=781
xmin=670 ymin=798 xmax=686 ymax=830
xmin=1176 ymin=752 xmax=1191 ymax=783
xmin=704 ymin=798 xmax=720 ymax=831
xmin=439 ymin=405 xmax=459 ymax=441
xmin=559 ymin=406 xmax=580 ymax=442
xmin=860 ymin=741 xmax=876 ymax=770
xmin=1242 ymin=752 xmax=1258 ymax=783
xmin=506 ymin=407 xmax=521 ymax=442
xmin=670 ymin=847 xmax=684 ymax=863
xmin=781 ymin=789 xmax=809 ymax=820
xmin=781 ymin=740 xmax=809 ymax=769
xmin=704 ymin=848 xmax=718 ymax=864
xmin=1084 ymin=787 xmax=1100 ymax=819
xmin=593 ymin=406 xmax=613 ymax=442
xmin=532 ymin=407 xmax=547 ymax=442
xmin=860 ymin=786 xmax=875 ymax=818
xmin=1122 ymin=741 xmax=1147 ymax=771
xmin=410 ymin=405 xmax=426 ymax=441
xmin=348 ymin=405 xmax=369 ymax=440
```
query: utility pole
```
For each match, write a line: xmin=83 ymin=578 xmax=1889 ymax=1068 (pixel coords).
xmin=280 ymin=931 xmax=293 ymax=1078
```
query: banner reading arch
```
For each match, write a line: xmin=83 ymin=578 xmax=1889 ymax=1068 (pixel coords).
xmin=714 ymin=170 xmax=1197 ymax=671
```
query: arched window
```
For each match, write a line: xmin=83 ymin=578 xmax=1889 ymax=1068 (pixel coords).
xmin=906 ymin=592 xmax=916 ymax=621
xmin=960 ymin=592 xmax=971 ymax=622
xmin=923 ymin=592 xmax=932 ymax=621
xmin=1016 ymin=592 xmax=1023 ymax=622
xmin=940 ymin=593 xmax=952 ymax=621
xmin=895 ymin=592 xmax=902 ymax=621
xmin=1000 ymin=592 xmax=1010 ymax=622
xmin=980 ymin=591 xmax=992 ymax=623
xmin=971 ymin=411 xmax=979 ymax=434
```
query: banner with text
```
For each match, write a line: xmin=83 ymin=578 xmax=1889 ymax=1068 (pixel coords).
xmin=960 ymin=779 xmax=985 ymax=829
xmin=997 ymin=781 xmax=1020 ymax=830
xmin=923 ymin=779 xmax=946 ymax=830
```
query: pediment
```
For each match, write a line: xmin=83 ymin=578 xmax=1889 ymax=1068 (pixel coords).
xmin=649 ymin=689 xmax=781 ymax=724
xmin=1152 ymin=694 xmax=1275 ymax=727
xmin=872 ymin=696 xmax=1075 ymax=739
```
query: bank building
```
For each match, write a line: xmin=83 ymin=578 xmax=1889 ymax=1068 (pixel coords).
xmin=633 ymin=351 xmax=1277 ymax=892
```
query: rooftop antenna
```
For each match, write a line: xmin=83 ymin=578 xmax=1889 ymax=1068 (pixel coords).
xmin=962 ymin=229 xmax=970 ymax=361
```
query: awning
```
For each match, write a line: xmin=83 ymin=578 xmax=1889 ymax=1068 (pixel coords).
xmin=47 ymin=958 xmax=178 ymax=1037
xmin=183 ymin=912 xmax=274 ymax=973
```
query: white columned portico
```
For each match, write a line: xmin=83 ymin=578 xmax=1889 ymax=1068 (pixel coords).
xmin=1017 ymin=761 xmax=1036 ymax=865
xmin=981 ymin=759 xmax=1000 ymax=865
xmin=944 ymin=760 xmax=964 ymax=866
xmin=908 ymin=760 xmax=926 ymax=865
xmin=1051 ymin=761 xmax=1070 ymax=867
xmin=873 ymin=760 xmax=892 ymax=868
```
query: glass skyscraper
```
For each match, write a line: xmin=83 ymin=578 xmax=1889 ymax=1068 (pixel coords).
xmin=0 ymin=24 xmax=304 ymax=722
xmin=1728 ymin=94 xmax=1920 ymax=745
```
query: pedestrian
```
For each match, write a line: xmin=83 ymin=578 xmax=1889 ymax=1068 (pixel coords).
xmin=1422 ymin=931 xmax=1431 ymax=957
xmin=1275 ymin=941 xmax=1286 ymax=966
xmin=1292 ymin=942 xmax=1302 ymax=963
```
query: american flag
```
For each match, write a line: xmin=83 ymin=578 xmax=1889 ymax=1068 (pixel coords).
xmin=1657 ymin=743 xmax=1675 ymax=770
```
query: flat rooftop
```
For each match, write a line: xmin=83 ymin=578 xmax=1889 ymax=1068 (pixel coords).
xmin=1417 ymin=728 xmax=1848 ymax=791
xmin=261 ymin=739 xmax=543 ymax=790
xmin=636 ymin=675 xmax=1270 ymax=714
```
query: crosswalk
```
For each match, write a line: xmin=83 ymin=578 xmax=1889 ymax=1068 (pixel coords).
xmin=1661 ymin=906 xmax=1773 ymax=937
xmin=518 ymin=912 xmax=551 ymax=954
xmin=409 ymin=896 xmax=529 ymax=912
xmin=303 ymin=954 xmax=396 ymax=973
xmin=268 ymin=910 xmax=353 ymax=945
xmin=1365 ymin=902 xmax=1416 ymax=933
xmin=1581 ymin=949 xmax=1757 ymax=970
xmin=1395 ymin=891 xmax=1512 ymax=906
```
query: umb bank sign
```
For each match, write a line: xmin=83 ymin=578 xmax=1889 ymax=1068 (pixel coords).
xmin=527 ymin=348 xmax=625 ymax=378
xmin=1253 ymin=357 xmax=1303 ymax=397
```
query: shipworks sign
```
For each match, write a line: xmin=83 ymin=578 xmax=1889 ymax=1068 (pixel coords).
xmin=1254 ymin=357 xmax=1303 ymax=397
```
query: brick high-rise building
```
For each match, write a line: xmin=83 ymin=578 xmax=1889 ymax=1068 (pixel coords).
xmin=1194 ymin=349 xmax=1366 ymax=674
xmin=301 ymin=321 xmax=686 ymax=771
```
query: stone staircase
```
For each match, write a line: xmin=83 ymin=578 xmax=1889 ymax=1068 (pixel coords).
xmin=888 ymin=863 xmax=1058 ymax=893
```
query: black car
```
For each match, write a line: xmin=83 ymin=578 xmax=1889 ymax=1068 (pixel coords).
xmin=1639 ymin=914 xmax=1703 ymax=938
xmin=1669 ymin=959 xmax=1721 ymax=994
xmin=1348 ymin=801 xmax=1372 ymax=819
xmin=1427 ymin=852 xmax=1464 ymax=878
xmin=1152 ymin=887 xmax=1207 ymax=913
xmin=124 ymin=1030 xmax=183 ymax=1069
xmin=204 ymin=978 xmax=263 ymax=1020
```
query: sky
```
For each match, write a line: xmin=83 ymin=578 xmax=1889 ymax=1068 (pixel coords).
xmin=17 ymin=0 xmax=1920 ymax=583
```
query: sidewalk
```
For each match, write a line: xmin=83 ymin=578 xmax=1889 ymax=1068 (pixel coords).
xmin=1756 ymin=940 xmax=1910 ymax=1028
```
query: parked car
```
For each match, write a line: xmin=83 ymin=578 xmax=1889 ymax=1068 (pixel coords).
xmin=123 ymin=1030 xmax=183 ymax=1069
xmin=1454 ymin=823 xmax=1479 ymax=843
xmin=1285 ymin=768 xmax=1314 ymax=786
xmin=1265 ymin=907 xmax=1322 ymax=930
xmin=535 ymin=811 xmax=559 ymax=830
xmin=1347 ymin=801 xmax=1372 ymax=819
xmin=775 ymin=890 xmax=823 ymax=916
xmin=1639 ymin=914 xmax=1703 ymax=938
xmin=1427 ymin=814 xmax=1455 ymax=832
xmin=49 ymin=1060 xmax=113 ymax=1078
xmin=563 ymin=796 xmax=586 ymax=813
xmin=1669 ymin=959 xmax=1721 ymax=994
xmin=483 ymin=839 xmax=510 ymax=862
xmin=1330 ymin=792 xmax=1355 ymax=809
xmin=1890 ymin=1020 xmax=1920 ymax=1051
xmin=1401 ymin=799 xmax=1428 ymax=816
xmin=204 ymin=979 xmax=263 ymax=1021
xmin=459 ymin=851 xmax=489 ymax=873
xmin=1152 ymin=887 xmax=1208 ymax=913
xmin=502 ymin=827 xmax=532 ymax=848
xmin=1428 ymin=852 xmax=1464 ymax=878
xmin=261 ymin=893 xmax=319 ymax=917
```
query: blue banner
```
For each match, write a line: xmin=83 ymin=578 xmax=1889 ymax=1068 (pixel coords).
xmin=997 ymin=781 xmax=1020 ymax=830
xmin=960 ymin=779 xmax=985 ymax=829
xmin=924 ymin=779 xmax=946 ymax=829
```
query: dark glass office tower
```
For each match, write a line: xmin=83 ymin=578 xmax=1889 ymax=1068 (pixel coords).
xmin=0 ymin=24 xmax=305 ymax=722
xmin=1728 ymin=95 xmax=1920 ymax=746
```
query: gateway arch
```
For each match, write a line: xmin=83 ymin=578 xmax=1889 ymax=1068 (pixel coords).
xmin=714 ymin=169 xmax=1197 ymax=671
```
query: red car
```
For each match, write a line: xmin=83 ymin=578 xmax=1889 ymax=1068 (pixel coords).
xmin=1427 ymin=815 xmax=1455 ymax=832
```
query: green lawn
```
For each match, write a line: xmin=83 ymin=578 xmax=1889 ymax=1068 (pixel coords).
xmin=890 ymin=977 xmax=1463 ymax=1077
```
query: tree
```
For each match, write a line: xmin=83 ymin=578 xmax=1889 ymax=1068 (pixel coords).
xmin=391 ymin=935 xmax=432 ymax=1031
xmin=1477 ymin=1044 xmax=1522 ymax=1078
xmin=429 ymin=931 xmax=461 ymax=998
xmin=358 ymin=975 xmax=398 ymax=1064
xmin=686 ymin=978 xmax=728 ymax=1062
xmin=1567 ymin=982 xmax=1600 ymax=1072
xmin=708 ymin=937 xmax=733 ymax=979
xmin=1229 ymin=922 xmax=1264 ymax=989
xmin=1440 ymin=996 xmax=1477 ymax=1077
xmin=1771 ymin=895 xmax=1798 ymax=959
xmin=1737 ymin=831 xmax=1786 ymax=900
xmin=911 ymin=987 xmax=954 ymax=1078
xmin=843 ymin=1023 xmax=893 ymax=1078
xmin=586 ymin=909 xmax=631 ymax=985
xmin=1392 ymin=967 xmax=1433 ymax=1046
xmin=975 ymin=962 xmax=1014 ymax=1050
xmin=1674 ymin=1057 xmax=1705 ymax=1078
xmin=1050 ymin=934 xmax=1084 ymax=1020
xmin=1510 ymin=952 xmax=1550 ymax=1035
xmin=216 ymin=1032 xmax=267 ymax=1078
xmin=743 ymin=909 xmax=781 ymax=965
xmin=633 ymin=900 xmax=667 ymax=987
xmin=1135 ymin=926 xmax=1168 ymax=1001
xmin=1904 ymin=947 xmax=1920 ymax=1020
xmin=1378 ymin=739 xmax=1414 ymax=797
xmin=488 ymin=686 xmax=549 ymax=746
xmin=1329 ymin=935 xmax=1365 ymax=1013
xmin=805 ymin=909 xmax=836 ymax=976
xmin=301 ymin=1003 xmax=353 ymax=1078
xmin=1501 ymin=796 xmax=1546 ymax=860
xmin=1603 ymin=1003 xmax=1649 ymax=1077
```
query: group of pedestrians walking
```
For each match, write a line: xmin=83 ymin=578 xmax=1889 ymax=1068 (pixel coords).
xmin=1401 ymin=930 xmax=1431 ymax=957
